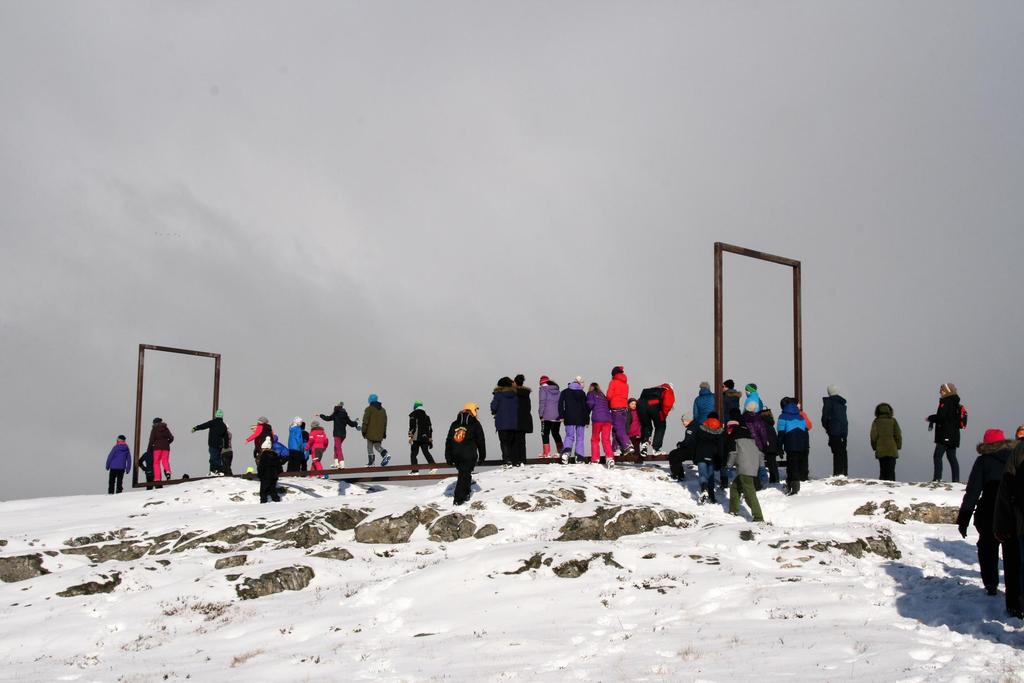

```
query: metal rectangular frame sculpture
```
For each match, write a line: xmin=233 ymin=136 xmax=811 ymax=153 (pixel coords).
xmin=132 ymin=344 xmax=221 ymax=488
xmin=714 ymin=242 xmax=802 ymax=415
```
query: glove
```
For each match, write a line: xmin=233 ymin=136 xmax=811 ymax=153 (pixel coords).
xmin=958 ymin=524 xmax=968 ymax=539
xmin=428 ymin=439 xmax=433 ymax=448
xmin=191 ymin=427 xmax=197 ymax=433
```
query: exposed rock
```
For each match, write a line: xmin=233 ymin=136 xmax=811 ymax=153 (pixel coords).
xmin=557 ymin=506 xmax=694 ymax=541
xmin=62 ymin=541 xmax=151 ymax=563
xmin=64 ymin=529 xmax=132 ymax=547
xmin=311 ymin=548 xmax=354 ymax=561
xmin=428 ymin=514 xmax=477 ymax=542
xmin=503 ymin=553 xmax=546 ymax=575
xmin=739 ymin=530 xmax=756 ymax=542
xmin=552 ymin=553 xmax=624 ymax=578
xmin=853 ymin=502 xmax=878 ymax=516
xmin=854 ymin=500 xmax=958 ymax=525
xmin=539 ymin=488 xmax=587 ymax=503
xmin=261 ymin=518 xmax=333 ymax=549
xmin=0 ymin=554 xmax=50 ymax=583
xmin=235 ymin=566 xmax=315 ymax=600
xmin=172 ymin=525 xmax=252 ymax=554
xmin=354 ymin=508 xmax=424 ymax=544
xmin=469 ymin=501 xmax=486 ymax=510
xmin=474 ymin=524 xmax=499 ymax=539
xmin=214 ymin=555 xmax=247 ymax=570
xmin=322 ymin=508 xmax=369 ymax=531
xmin=418 ymin=507 xmax=440 ymax=526
xmin=502 ymin=495 xmax=533 ymax=511
xmin=57 ymin=572 xmax=121 ymax=597
xmin=771 ymin=532 xmax=901 ymax=561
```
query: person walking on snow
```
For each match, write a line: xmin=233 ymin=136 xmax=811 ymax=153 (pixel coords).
xmin=491 ymin=377 xmax=520 ymax=467
xmin=587 ymin=382 xmax=615 ymax=467
xmin=870 ymin=403 xmax=902 ymax=481
xmin=192 ymin=409 xmax=229 ymax=476
xmin=928 ymin=383 xmax=965 ymax=482
xmin=726 ymin=419 xmax=765 ymax=522
xmin=958 ymin=429 xmax=1022 ymax=618
xmin=306 ymin=421 xmax=329 ymax=477
xmin=147 ymin=417 xmax=174 ymax=483
xmin=994 ymin=441 xmax=1024 ymax=618
xmin=607 ymin=366 xmax=633 ymax=457
xmin=362 ymin=394 xmax=390 ymax=466
xmin=559 ymin=377 xmax=589 ymax=464
xmin=821 ymin=385 xmax=849 ymax=477
xmin=638 ymin=382 xmax=675 ymax=455
xmin=319 ymin=401 xmax=358 ymax=468
xmin=537 ymin=375 xmax=564 ymax=457
xmin=445 ymin=403 xmax=487 ymax=505
xmin=408 ymin=401 xmax=435 ymax=473
xmin=287 ymin=417 xmax=306 ymax=472
xmin=105 ymin=435 xmax=132 ymax=494
xmin=692 ymin=382 xmax=716 ymax=428
xmin=777 ymin=398 xmax=810 ymax=495
xmin=513 ymin=374 xmax=534 ymax=467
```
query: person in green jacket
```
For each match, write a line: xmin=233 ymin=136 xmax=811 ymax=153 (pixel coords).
xmin=362 ymin=394 xmax=391 ymax=467
xmin=870 ymin=403 xmax=902 ymax=481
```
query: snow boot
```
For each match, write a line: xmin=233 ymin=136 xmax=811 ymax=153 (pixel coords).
xmin=606 ymin=458 xmax=616 ymax=469
xmin=560 ymin=450 xmax=571 ymax=465
xmin=699 ymin=485 xmax=708 ymax=504
xmin=381 ymin=451 xmax=391 ymax=467
xmin=708 ymin=487 xmax=717 ymax=504
xmin=542 ymin=444 xmax=551 ymax=459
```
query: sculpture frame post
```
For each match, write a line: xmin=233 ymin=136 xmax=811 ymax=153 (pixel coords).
xmin=714 ymin=243 xmax=802 ymax=416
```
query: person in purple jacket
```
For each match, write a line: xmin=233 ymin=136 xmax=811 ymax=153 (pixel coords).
xmin=106 ymin=435 xmax=132 ymax=495
xmin=587 ymin=383 xmax=615 ymax=467
xmin=537 ymin=375 xmax=564 ymax=458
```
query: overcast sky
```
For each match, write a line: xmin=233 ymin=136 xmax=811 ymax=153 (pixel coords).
xmin=1 ymin=1 xmax=1022 ymax=500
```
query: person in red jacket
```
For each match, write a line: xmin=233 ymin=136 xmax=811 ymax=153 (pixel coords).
xmin=607 ymin=366 xmax=633 ymax=457
xmin=306 ymin=420 xmax=330 ymax=477
xmin=638 ymin=383 xmax=676 ymax=455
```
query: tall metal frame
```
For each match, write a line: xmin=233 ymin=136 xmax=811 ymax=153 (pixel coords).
xmin=133 ymin=344 xmax=221 ymax=488
xmin=714 ymin=243 xmax=802 ymax=415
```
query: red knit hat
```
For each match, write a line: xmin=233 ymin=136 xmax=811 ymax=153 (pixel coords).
xmin=983 ymin=428 xmax=1006 ymax=445
xmin=539 ymin=375 xmax=550 ymax=386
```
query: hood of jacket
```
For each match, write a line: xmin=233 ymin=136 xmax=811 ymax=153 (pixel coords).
xmin=568 ymin=382 xmax=583 ymax=391
xmin=493 ymin=385 xmax=517 ymax=394
xmin=781 ymin=402 xmax=802 ymax=419
xmin=875 ymin=403 xmax=894 ymax=417
xmin=698 ymin=386 xmax=712 ymax=397
xmin=824 ymin=395 xmax=847 ymax=406
xmin=978 ymin=440 xmax=1015 ymax=456
xmin=700 ymin=421 xmax=723 ymax=435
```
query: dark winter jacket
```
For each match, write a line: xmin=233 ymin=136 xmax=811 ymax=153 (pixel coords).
xmin=491 ymin=384 xmax=519 ymax=431
xmin=675 ymin=422 xmax=699 ymax=460
xmin=958 ymin=440 xmax=1014 ymax=534
xmin=776 ymin=403 xmax=809 ymax=453
xmin=246 ymin=423 xmax=273 ymax=455
xmin=106 ymin=443 xmax=132 ymax=471
xmin=639 ymin=385 xmax=675 ymax=422
xmin=587 ymin=390 xmax=612 ymax=424
xmin=870 ymin=403 xmax=902 ymax=458
xmin=193 ymin=417 xmax=228 ymax=449
xmin=538 ymin=383 xmax=561 ymax=421
xmin=757 ymin=409 xmax=782 ymax=456
xmin=445 ymin=411 xmax=487 ymax=466
xmin=516 ymin=386 xmax=534 ymax=434
xmin=723 ymin=389 xmax=743 ymax=418
xmin=821 ymin=395 xmax=849 ymax=438
xmin=559 ymin=383 xmax=589 ymax=426
xmin=147 ymin=422 xmax=174 ymax=451
xmin=994 ymin=441 xmax=1024 ymax=541
xmin=692 ymin=387 xmax=716 ymax=426
xmin=138 ymin=449 xmax=153 ymax=475
xmin=257 ymin=443 xmax=287 ymax=478
xmin=693 ymin=419 xmax=725 ymax=466
xmin=408 ymin=408 xmax=433 ymax=443
xmin=743 ymin=410 xmax=771 ymax=454
xmin=320 ymin=405 xmax=358 ymax=438
xmin=928 ymin=394 xmax=963 ymax=447
xmin=362 ymin=402 xmax=388 ymax=442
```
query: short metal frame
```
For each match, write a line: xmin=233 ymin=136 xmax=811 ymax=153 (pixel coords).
xmin=133 ymin=344 xmax=221 ymax=488
xmin=714 ymin=242 xmax=802 ymax=415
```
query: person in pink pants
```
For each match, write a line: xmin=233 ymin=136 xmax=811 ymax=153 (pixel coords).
xmin=587 ymin=383 xmax=615 ymax=465
xmin=147 ymin=417 xmax=175 ymax=481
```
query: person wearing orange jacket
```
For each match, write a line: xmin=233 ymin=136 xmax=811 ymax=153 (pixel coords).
xmin=607 ymin=366 xmax=633 ymax=457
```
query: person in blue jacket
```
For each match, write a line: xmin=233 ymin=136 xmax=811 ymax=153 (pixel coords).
xmin=287 ymin=417 xmax=305 ymax=472
xmin=105 ymin=435 xmax=132 ymax=494
xmin=776 ymin=397 xmax=810 ymax=495
xmin=744 ymin=384 xmax=765 ymax=413
xmin=692 ymin=382 xmax=716 ymax=426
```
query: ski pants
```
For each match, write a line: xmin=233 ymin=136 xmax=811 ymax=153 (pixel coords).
xmin=878 ymin=457 xmax=896 ymax=481
xmin=287 ymin=450 xmax=304 ymax=472
xmin=933 ymin=444 xmax=960 ymax=482
xmin=152 ymin=450 xmax=171 ymax=481
xmin=668 ymin=447 xmax=688 ymax=479
xmin=729 ymin=474 xmax=764 ymax=522
xmin=208 ymin=446 xmax=222 ymax=473
xmin=411 ymin=441 xmax=435 ymax=467
xmin=978 ymin=530 xmax=1020 ymax=612
xmin=259 ymin=475 xmax=280 ymax=503
xmin=512 ymin=431 xmax=528 ymax=465
xmin=107 ymin=469 xmax=125 ymax=494
xmin=610 ymin=409 xmax=631 ymax=452
xmin=785 ymin=450 xmax=808 ymax=493
xmin=453 ymin=456 xmax=476 ymax=504
xmin=366 ymin=440 xmax=386 ymax=465
xmin=829 ymin=436 xmax=848 ymax=477
xmin=541 ymin=421 xmax=563 ymax=451
xmin=563 ymin=425 xmax=586 ymax=457
xmin=640 ymin=412 xmax=667 ymax=452
xmin=765 ymin=453 xmax=780 ymax=483
xmin=332 ymin=436 xmax=346 ymax=466
xmin=591 ymin=422 xmax=613 ymax=461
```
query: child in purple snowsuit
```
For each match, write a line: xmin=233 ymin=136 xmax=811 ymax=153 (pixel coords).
xmin=106 ymin=435 xmax=132 ymax=494
xmin=559 ymin=379 xmax=589 ymax=463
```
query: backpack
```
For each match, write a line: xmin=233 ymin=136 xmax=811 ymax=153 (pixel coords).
xmin=452 ymin=426 xmax=468 ymax=444
xmin=959 ymin=405 xmax=968 ymax=430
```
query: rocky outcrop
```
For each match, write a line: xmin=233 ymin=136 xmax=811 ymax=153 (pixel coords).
xmin=322 ymin=508 xmax=369 ymax=531
xmin=311 ymin=548 xmax=354 ymax=561
xmin=235 ymin=566 xmax=315 ymax=600
xmin=0 ymin=554 xmax=50 ymax=583
xmin=57 ymin=572 xmax=121 ymax=597
xmin=428 ymin=513 xmax=477 ymax=542
xmin=214 ymin=555 xmax=247 ymax=570
xmin=473 ymin=524 xmax=498 ymax=539
xmin=557 ymin=506 xmax=694 ymax=541
xmin=552 ymin=553 xmax=624 ymax=578
xmin=771 ymin=532 xmax=901 ymax=561
xmin=853 ymin=500 xmax=957 ymax=525
xmin=354 ymin=508 xmax=426 ymax=544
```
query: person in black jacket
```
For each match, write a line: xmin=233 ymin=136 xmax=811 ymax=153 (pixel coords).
xmin=513 ymin=374 xmax=534 ymax=467
xmin=928 ymin=383 xmax=964 ymax=482
xmin=558 ymin=378 xmax=589 ymax=464
xmin=408 ymin=401 xmax=435 ymax=473
xmin=320 ymin=401 xmax=359 ymax=468
xmin=193 ymin=409 xmax=229 ymax=476
xmin=668 ymin=414 xmax=696 ymax=481
xmin=693 ymin=413 xmax=725 ymax=504
xmin=821 ymin=386 xmax=849 ymax=477
xmin=445 ymin=403 xmax=487 ymax=505
xmin=958 ymin=429 xmax=1022 ymax=617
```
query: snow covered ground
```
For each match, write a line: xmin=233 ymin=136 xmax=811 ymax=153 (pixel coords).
xmin=1 ymin=464 xmax=1022 ymax=682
